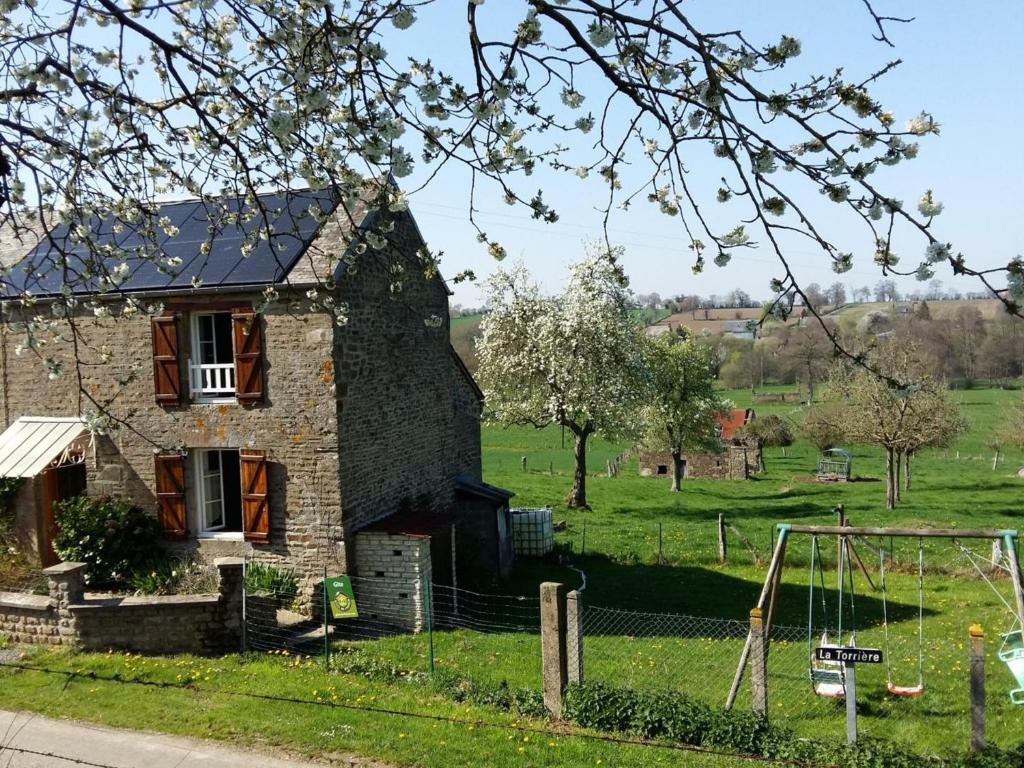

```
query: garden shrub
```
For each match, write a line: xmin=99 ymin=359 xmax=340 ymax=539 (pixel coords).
xmin=429 ymin=669 xmax=545 ymax=718
xmin=52 ymin=495 xmax=161 ymax=587
xmin=562 ymin=682 xmax=1024 ymax=768
xmin=245 ymin=562 xmax=298 ymax=602
xmin=129 ymin=555 xmax=218 ymax=595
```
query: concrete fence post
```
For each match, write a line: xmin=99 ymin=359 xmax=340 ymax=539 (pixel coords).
xmin=540 ymin=582 xmax=568 ymax=717
xmin=749 ymin=607 xmax=768 ymax=716
xmin=566 ymin=590 xmax=584 ymax=686
xmin=969 ymin=625 xmax=986 ymax=752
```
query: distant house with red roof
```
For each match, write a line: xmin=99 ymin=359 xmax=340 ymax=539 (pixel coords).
xmin=638 ymin=408 xmax=760 ymax=481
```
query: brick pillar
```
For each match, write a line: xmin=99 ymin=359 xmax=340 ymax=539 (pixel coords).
xmin=44 ymin=562 xmax=86 ymax=645
xmin=215 ymin=557 xmax=245 ymax=653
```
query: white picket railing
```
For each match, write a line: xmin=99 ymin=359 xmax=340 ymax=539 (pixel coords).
xmin=189 ymin=361 xmax=236 ymax=399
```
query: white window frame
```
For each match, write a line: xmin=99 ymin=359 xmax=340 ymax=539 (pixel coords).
xmin=193 ymin=449 xmax=243 ymax=539
xmin=189 ymin=312 xmax=236 ymax=404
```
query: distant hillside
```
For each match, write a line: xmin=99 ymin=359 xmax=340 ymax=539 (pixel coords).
xmin=450 ymin=313 xmax=482 ymax=374
xmin=824 ymin=298 xmax=1005 ymax=327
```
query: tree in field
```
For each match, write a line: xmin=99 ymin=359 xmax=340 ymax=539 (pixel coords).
xmin=3 ymin=1 xmax=1023 ymax=429
xmin=990 ymin=397 xmax=1024 ymax=472
xmin=739 ymin=414 xmax=794 ymax=471
xmin=642 ymin=333 xmax=724 ymax=492
xmin=828 ymin=342 xmax=965 ymax=509
xmin=476 ymin=248 xmax=646 ymax=507
xmin=777 ymin=322 xmax=837 ymax=403
xmin=801 ymin=402 xmax=847 ymax=453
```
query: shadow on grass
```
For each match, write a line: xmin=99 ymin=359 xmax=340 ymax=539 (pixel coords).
xmin=496 ymin=555 xmax=929 ymax=633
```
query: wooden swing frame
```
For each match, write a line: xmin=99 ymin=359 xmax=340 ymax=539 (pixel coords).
xmin=724 ymin=523 xmax=1024 ymax=711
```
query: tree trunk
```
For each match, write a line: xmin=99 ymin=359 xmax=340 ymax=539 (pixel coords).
xmin=566 ymin=425 xmax=591 ymax=508
xmin=905 ymin=452 xmax=913 ymax=491
xmin=670 ymin=450 xmax=685 ymax=492
xmin=894 ymin=451 xmax=902 ymax=503
xmin=885 ymin=448 xmax=896 ymax=510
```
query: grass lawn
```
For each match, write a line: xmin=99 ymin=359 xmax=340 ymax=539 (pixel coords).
xmin=351 ymin=386 xmax=1024 ymax=755
xmin=0 ymin=649 xmax=755 ymax=768
xmin=2 ymin=386 xmax=1023 ymax=761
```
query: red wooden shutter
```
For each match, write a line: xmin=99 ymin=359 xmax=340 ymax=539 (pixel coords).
xmin=151 ymin=311 xmax=181 ymax=406
xmin=240 ymin=449 xmax=269 ymax=543
xmin=154 ymin=452 xmax=187 ymax=539
xmin=232 ymin=308 xmax=265 ymax=405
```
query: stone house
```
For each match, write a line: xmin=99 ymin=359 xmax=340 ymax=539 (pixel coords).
xmin=0 ymin=188 xmax=513 ymax=612
xmin=639 ymin=408 xmax=761 ymax=480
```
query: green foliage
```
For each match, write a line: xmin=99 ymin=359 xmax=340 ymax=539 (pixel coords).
xmin=564 ymin=682 xmax=1024 ymax=767
xmin=0 ymin=476 xmax=24 ymax=548
xmin=52 ymin=495 xmax=161 ymax=586
xmin=128 ymin=555 xmax=218 ymax=595
xmin=244 ymin=562 xmax=298 ymax=601
xmin=429 ymin=669 xmax=546 ymax=719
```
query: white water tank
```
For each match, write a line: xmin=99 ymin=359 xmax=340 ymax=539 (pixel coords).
xmin=511 ymin=507 xmax=554 ymax=556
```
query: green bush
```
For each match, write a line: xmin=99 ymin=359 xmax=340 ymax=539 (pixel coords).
xmin=429 ymin=669 xmax=545 ymax=718
xmin=128 ymin=555 xmax=218 ymax=595
xmin=245 ymin=562 xmax=298 ymax=601
xmin=562 ymin=682 xmax=1024 ymax=768
xmin=0 ymin=476 xmax=23 ymax=542
xmin=52 ymin=495 xmax=161 ymax=587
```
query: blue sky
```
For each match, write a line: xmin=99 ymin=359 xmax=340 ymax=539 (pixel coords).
xmin=394 ymin=2 xmax=1024 ymax=307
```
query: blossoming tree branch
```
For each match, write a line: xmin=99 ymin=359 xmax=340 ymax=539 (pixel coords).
xmin=1 ymin=0 xmax=1020 ymax=415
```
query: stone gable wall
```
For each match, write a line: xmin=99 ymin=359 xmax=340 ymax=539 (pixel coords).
xmin=639 ymin=445 xmax=760 ymax=480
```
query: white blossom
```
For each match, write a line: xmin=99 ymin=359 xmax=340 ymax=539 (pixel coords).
xmin=917 ymin=190 xmax=943 ymax=217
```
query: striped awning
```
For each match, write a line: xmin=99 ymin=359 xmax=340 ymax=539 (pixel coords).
xmin=0 ymin=417 xmax=88 ymax=478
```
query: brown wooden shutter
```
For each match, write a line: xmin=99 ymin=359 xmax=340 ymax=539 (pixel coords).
xmin=232 ymin=308 xmax=265 ymax=405
xmin=154 ymin=452 xmax=187 ymax=539
xmin=151 ymin=311 xmax=181 ymax=406
xmin=240 ymin=448 xmax=269 ymax=543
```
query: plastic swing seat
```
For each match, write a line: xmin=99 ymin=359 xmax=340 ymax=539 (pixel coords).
xmin=810 ymin=633 xmax=847 ymax=698
xmin=999 ymin=630 xmax=1024 ymax=705
xmin=886 ymin=682 xmax=925 ymax=697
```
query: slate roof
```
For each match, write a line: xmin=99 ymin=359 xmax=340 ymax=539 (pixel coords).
xmin=1 ymin=189 xmax=350 ymax=298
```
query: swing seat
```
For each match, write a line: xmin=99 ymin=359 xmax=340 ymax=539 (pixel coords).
xmin=810 ymin=634 xmax=847 ymax=698
xmin=999 ymin=630 xmax=1024 ymax=704
xmin=886 ymin=682 xmax=925 ymax=697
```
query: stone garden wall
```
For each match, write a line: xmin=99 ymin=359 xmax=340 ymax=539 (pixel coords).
xmin=0 ymin=558 xmax=243 ymax=654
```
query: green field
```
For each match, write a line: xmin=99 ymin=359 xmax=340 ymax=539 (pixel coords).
xmin=351 ymin=386 xmax=1024 ymax=754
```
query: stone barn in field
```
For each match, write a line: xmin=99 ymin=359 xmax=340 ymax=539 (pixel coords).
xmin=0 ymin=187 xmax=513 ymax=620
xmin=639 ymin=408 xmax=761 ymax=481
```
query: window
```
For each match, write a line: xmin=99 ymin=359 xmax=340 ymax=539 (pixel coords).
xmin=193 ymin=449 xmax=243 ymax=536
xmin=189 ymin=312 xmax=235 ymax=401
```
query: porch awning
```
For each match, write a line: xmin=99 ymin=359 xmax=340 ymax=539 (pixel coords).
xmin=0 ymin=417 xmax=88 ymax=478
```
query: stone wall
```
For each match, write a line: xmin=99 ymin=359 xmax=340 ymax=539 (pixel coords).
xmin=332 ymin=210 xmax=479 ymax=546
xmin=353 ymin=531 xmax=432 ymax=631
xmin=0 ymin=559 xmax=244 ymax=654
xmin=639 ymin=445 xmax=760 ymax=480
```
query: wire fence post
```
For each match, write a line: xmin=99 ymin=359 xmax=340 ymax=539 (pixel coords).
xmin=241 ymin=556 xmax=248 ymax=653
xmin=718 ymin=513 xmax=727 ymax=563
xmin=749 ymin=607 xmax=768 ymax=716
xmin=566 ymin=589 xmax=584 ymax=685
xmin=322 ymin=565 xmax=329 ymax=669
xmin=658 ymin=522 xmax=664 ymax=564
xmin=425 ymin=579 xmax=435 ymax=674
xmin=581 ymin=521 xmax=586 ymax=556
xmin=540 ymin=582 xmax=568 ymax=717
xmin=970 ymin=625 xmax=986 ymax=752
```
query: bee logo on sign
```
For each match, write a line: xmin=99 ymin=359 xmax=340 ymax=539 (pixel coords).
xmin=324 ymin=575 xmax=358 ymax=619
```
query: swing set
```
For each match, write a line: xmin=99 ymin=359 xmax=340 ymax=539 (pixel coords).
xmin=725 ymin=523 xmax=1024 ymax=712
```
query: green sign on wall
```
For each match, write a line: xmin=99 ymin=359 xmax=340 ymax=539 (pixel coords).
xmin=324 ymin=575 xmax=358 ymax=619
